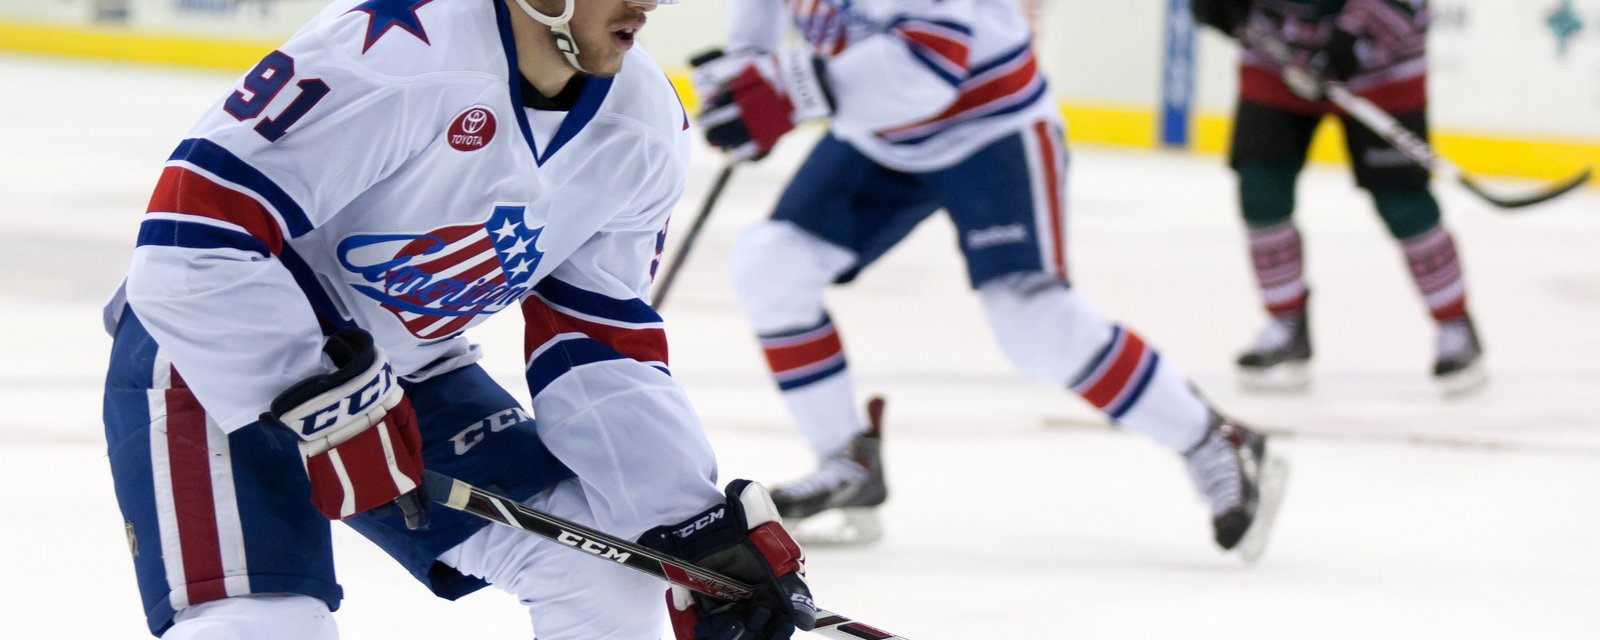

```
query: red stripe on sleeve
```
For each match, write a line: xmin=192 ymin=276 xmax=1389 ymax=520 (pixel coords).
xmin=523 ymin=296 xmax=669 ymax=366
xmin=147 ymin=166 xmax=285 ymax=255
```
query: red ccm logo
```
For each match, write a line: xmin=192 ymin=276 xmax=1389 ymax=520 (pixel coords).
xmin=447 ymin=106 xmax=497 ymax=152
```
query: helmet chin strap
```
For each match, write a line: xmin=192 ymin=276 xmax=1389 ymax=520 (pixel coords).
xmin=511 ymin=0 xmax=586 ymax=73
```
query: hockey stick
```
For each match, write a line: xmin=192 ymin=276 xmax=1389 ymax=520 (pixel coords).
xmin=652 ymin=161 xmax=737 ymax=310
xmin=1249 ymin=33 xmax=1592 ymax=210
xmin=422 ymin=470 xmax=910 ymax=640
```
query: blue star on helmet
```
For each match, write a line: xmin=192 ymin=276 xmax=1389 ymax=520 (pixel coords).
xmin=487 ymin=205 xmax=544 ymax=286
xmin=347 ymin=0 xmax=435 ymax=54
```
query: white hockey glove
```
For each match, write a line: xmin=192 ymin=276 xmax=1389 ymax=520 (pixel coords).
xmin=692 ymin=48 xmax=834 ymax=161
xmin=262 ymin=328 xmax=427 ymax=528
xmin=640 ymin=480 xmax=816 ymax=640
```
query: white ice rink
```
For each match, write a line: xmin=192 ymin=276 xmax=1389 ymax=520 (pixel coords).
xmin=2 ymin=54 xmax=1597 ymax=638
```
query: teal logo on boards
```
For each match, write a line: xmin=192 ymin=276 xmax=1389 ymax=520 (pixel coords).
xmin=1546 ymin=0 xmax=1584 ymax=59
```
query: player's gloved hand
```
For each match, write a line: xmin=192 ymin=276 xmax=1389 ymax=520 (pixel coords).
xmin=688 ymin=48 xmax=756 ymax=99
xmin=262 ymin=327 xmax=427 ymax=529
xmin=1280 ymin=27 xmax=1358 ymax=101
xmin=1322 ymin=27 xmax=1361 ymax=83
xmin=1191 ymin=0 xmax=1252 ymax=37
xmin=694 ymin=49 xmax=834 ymax=161
xmin=640 ymin=480 xmax=816 ymax=640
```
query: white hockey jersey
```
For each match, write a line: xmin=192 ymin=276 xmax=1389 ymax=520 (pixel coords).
xmin=726 ymin=0 xmax=1059 ymax=171
xmin=105 ymin=0 xmax=719 ymax=532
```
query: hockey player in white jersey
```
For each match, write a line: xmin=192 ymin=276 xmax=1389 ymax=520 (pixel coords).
xmin=101 ymin=1 xmax=815 ymax=639
xmin=691 ymin=0 xmax=1288 ymax=556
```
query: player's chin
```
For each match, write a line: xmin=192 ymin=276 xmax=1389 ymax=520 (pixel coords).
xmin=579 ymin=41 xmax=627 ymax=77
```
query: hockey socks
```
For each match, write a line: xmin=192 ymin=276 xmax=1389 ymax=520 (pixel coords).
xmin=1246 ymin=220 xmax=1307 ymax=317
xmin=1401 ymin=224 xmax=1469 ymax=323
xmin=758 ymin=314 xmax=863 ymax=457
xmin=1071 ymin=326 xmax=1210 ymax=452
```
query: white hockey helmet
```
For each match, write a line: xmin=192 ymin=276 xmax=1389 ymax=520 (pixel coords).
xmin=511 ymin=0 xmax=681 ymax=73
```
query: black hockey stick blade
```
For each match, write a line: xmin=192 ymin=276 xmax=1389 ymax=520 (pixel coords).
xmin=421 ymin=470 xmax=913 ymax=639
xmin=1458 ymin=166 xmax=1593 ymax=210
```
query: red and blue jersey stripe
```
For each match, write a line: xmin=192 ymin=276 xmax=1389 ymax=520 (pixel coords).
xmin=138 ymin=138 xmax=311 ymax=257
xmin=877 ymin=41 xmax=1047 ymax=146
xmin=890 ymin=17 xmax=973 ymax=86
xmin=522 ymin=278 xmax=669 ymax=398
xmin=137 ymin=137 xmax=350 ymax=331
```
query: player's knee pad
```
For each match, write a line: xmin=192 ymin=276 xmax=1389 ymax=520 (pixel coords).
xmin=729 ymin=220 xmax=857 ymax=333
xmin=978 ymin=271 xmax=1115 ymax=384
xmin=164 ymin=594 xmax=336 ymax=640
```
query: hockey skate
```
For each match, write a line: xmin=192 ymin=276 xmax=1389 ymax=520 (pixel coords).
xmin=770 ymin=396 xmax=888 ymax=545
xmin=1184 ymin=414 xmax=1289 ymax=562
xmin=1236 ymin=298 xmax=1312 ymax=391
xmin=1433 ymin=316 xmax=1486 ymax=395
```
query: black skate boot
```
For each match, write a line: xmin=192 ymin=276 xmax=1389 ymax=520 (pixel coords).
xmin=1237 ymin=296 xmax=1312 ymax=391
xmin=1183 ymin=414 xmax=1289 ymax=562
xmin=770 ymin=397 xmax=888 ymax=544
xmin=1434 ymin=316 xmax=1486 ymax=395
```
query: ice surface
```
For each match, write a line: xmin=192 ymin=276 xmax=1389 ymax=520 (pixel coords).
xmin=2 ymin=54 xmax=1597 ymax=638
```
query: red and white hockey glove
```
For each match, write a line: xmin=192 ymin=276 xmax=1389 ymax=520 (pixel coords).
xmin=263 ymin=328 xmax=427 ymax=528
xmin=640 ymin=480 xmax=816 ymax=640
xmin=694 ymin=49 xmax=834 ymax=161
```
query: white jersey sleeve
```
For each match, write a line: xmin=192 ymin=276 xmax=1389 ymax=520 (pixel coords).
xmin=516 ymin=81 xmax=719 ymax=537
xmin=123 ymin=15 xmax=453 ymax=431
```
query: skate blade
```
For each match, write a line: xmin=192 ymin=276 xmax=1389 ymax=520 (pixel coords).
xmin=1234 ymin=454 xmax=1289 ymax=564
xmin=788 ymin=507 xmax=883 ymax=546
xmin=1436 ymin=362 xmax=1488 ymax=397
xmin=1237 ymin=362 xmax=1310 ymax=392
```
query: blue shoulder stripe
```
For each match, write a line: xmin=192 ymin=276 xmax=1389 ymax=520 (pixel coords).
xmin=168 ymin=138 xmax=313 ymax=238
xmin=532 ymin=278 xmax=661 ymax=325
xmin=137 ymin=219 xmax=271 ymax=256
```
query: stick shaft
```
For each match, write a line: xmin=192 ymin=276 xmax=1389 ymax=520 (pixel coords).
xmin=652 ymin=162 xmax=736 ymax=309
xmin=422 ymin=471 xmax=913 ymax=639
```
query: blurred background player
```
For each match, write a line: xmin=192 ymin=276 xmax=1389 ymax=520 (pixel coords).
xmin=99 ymin=0 xmax=815 ymax=638
xmin=1191 ymin=0 xmax=1486 ymax=393
xmin=689 ymin=0 xmax=1287 ymax=556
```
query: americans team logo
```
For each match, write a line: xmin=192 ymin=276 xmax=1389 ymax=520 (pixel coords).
xmin=336 ymin=205 xmax=544 ymax=339
xmin=447 ymin=106 xmax=497 ymax=152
